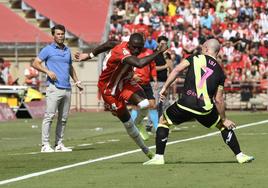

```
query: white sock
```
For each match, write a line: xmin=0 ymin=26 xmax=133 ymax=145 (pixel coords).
xmin=123 ymin=118 xmax=149 ymax=153
xmin=155 ymin=154 xmax=164 ymax=159
xmin=236 ymin=152 xmax=243 ymax=158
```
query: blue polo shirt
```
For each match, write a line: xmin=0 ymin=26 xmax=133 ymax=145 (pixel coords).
xmin=200 ymin=15 xmax=214 ymax=29
xmin=144 ymin=39 xmax=158 ymax=50
xmin=38 ymin=43 xmax=72 ymax=89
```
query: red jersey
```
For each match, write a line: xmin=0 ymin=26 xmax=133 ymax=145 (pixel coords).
xmin=134 ymin=48 xmax=157 ymax=85
xmin=134 ymin=24 xmax=149 ymax=37
xmin=98 ymin=42 xmax=133 ymax=96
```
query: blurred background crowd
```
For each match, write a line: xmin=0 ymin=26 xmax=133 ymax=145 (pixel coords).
xmin=1 ymin=0 xmax=268 ymax=111
xmin=108 ymin=0 xmax=268 ymax=94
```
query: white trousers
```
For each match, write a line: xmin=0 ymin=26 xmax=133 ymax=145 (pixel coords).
xmin=42 ymin=84 xmax=71 ymax=146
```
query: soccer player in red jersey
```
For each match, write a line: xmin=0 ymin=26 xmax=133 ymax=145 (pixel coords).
xmin=75 ymin=33 xmax=167 ymax=159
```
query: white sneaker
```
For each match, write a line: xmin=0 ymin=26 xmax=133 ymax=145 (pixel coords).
xmin=41 ymin=145 xmax=54 ymax=153
xmin=143 ymin=154 xmax=165 ymax=165
xmin=236 ymin=153 xmax=254 ymax=164
xmin=55 ymin=144 xmax=72 ymax=152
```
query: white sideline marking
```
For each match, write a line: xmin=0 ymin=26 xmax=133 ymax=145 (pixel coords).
xmin=107 ymin=139 xmax=120 ymax=142
xmin=1 ymin=119 xmax=268 ymax=186
xmin=1 ymin=137 xmax=26 ymax=141
xmin=240 ymin=132 xmax=268 ymax=136
xmin=9 ymin=152 xmax=40 ymax=156
xmin=96 ymin=141 xmax=106 ymax=144
xmin=78 ymin=143 xmax=93 ymax=147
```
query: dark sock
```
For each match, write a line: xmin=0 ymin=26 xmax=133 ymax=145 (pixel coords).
xmin=221 ymin=128 xmax=241 ymax=155
xmin=156 ymin=127 xmax=169 ymax=155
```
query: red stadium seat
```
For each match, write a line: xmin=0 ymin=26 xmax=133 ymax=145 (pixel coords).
xmin=0 ymin=4 xmax=51 ymax=43
xmin=23 ymin=0 xmax=110 ymax=44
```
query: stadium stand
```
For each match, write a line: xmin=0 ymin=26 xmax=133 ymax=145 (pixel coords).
xmin=22 ymin=0 xmax=111 ymax=44
xmin=0 ymin=0 xmax=105 ymax=110
xmin=0 ymin=4 xmax=51 ymax=43
xmin=108 ymin=0 xmax=268 ymax=110
xmin=1 ymin=0 xmax=268 ymax=111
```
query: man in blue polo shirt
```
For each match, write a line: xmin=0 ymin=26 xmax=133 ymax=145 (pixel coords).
xmin=33 ymin=24 xmax=83 ymax=152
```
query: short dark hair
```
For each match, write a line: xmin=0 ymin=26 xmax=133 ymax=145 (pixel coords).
xmin=157 ymin=36 xmax=168 ymax=43
xmin=129 ymin=33 xmax=144 ymax=43
xmin=51 ymin=24 xmax=65 ymax=35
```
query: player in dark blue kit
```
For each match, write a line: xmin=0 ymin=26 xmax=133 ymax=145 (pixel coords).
xmin=143 ymin=39 xmax=254 ymax=165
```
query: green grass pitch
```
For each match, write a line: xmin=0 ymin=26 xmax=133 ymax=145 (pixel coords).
xmin=0 ymin=111 xmax=268 ymax=188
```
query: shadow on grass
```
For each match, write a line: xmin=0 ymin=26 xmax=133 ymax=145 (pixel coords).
xmin=121 ymin=160 xmax=237 ymax=165
xmin=170 ymin=160 xmax=237 ymax=164
xmin=73 ymin=147 xmax=96 ymax=151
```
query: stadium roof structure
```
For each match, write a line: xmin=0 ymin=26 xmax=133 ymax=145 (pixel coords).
xmin=0 ymin=4 xmax=52 ymax=43
xmin=23 ymin=0 xmax=110 ymax=44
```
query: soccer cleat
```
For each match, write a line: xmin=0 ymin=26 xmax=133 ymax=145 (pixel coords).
xmin=236 ymin=153 xmax=255 ymax=164
xmin=137 ymin=124 xmax=150 ymax=141
xmin=54 ymin=144 xmax=72 ymax=152
xmin=143 ymin=155 xmax=165 ymax=165
xmin=145 ymin=150 xmax=155 ymax=159
xmin=41 ymin=145 xmax=54 ymax=153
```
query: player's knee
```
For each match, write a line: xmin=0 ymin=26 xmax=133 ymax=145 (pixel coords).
xmin=60 ymin=119 xmax=67 ymax=126
xmin=148 ymin=100 xmax=157 ymax=109
xmin=137 ymin=99 xmax=149 ymax=109
xmin=215 ymin=120 xmax=225 ymax=131
xmin=159 ymin=115 xmax=168 ymax=124
xmin=44 ymin=112 xmax=55 ymax=120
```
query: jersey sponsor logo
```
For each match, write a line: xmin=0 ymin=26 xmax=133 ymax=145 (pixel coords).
xmin=104 ymin=102 xmax=118 ymax=112
xmin=122 ymin=48 xmax=130 ymax=56
xmin=111 ymin=103 xmax=118 ymax=111
xmin=186 ymin=89 xmax=204 ymax=101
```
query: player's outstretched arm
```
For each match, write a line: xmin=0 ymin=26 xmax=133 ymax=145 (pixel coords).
xmin=124 ymin=43 xmax=168 ymax=68
xmin=74 ymin=41 xmax=120 ymax=61
xmin=214 ymin=86 xmax=236 ymax=129
xmin=161 ymin=59 xmax=190 ymax=95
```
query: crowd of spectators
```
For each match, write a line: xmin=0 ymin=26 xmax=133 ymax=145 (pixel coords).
xmin=109 ymin=0 xmax=268 ymax=93
xmin=0 ymin=57 xmax=16 ymax=85
xmin=0 ymin=57 xmax=39 ymax=88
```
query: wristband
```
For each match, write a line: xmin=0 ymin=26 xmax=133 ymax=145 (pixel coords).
xmin=75 ymin=81 xmax=81 ymax=85
xmin=89 ymin=52 xmax=95 ymax=59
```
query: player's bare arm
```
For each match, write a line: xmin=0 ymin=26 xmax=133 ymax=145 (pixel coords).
xmin=214 ymin=86 xmax=236 ymax=130
xmin=74 ymin=41 xmax=120 ymax=61
xmin=70 ymin=65 xmax=83 ymax=91
xmin=159 ymin=59 xmax=190 ymax=101
xmin=32 ymin=57 xmax=57 ymax=81
xmin=124 ymin=43 xmax=168 ymax=68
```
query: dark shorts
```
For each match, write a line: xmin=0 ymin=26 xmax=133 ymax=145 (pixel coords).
xmin=141 ymin=84 xmax=155 ymax=100
xmin=164 ymin=102 xmax=221 ymax=128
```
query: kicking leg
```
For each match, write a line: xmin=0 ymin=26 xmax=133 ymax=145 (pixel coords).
xmin=118 ymin=109 xmax=154 ymax=159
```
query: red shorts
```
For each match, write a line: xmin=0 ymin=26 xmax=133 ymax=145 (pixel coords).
xmin=98 ymin=80 xmax=142 ymax=116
